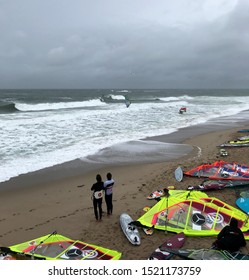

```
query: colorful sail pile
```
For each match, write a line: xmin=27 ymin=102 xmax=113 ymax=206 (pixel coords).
xmin=184 ymin=160 xmax=249 ymax=180
xmin=137 ymin=191 xmax=249 ymax=239
xmin=0 ymin=232 xmax=122 ymax=260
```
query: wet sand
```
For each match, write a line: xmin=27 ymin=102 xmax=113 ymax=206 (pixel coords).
xmin=0 ymin=122 xmax=249 ymax=259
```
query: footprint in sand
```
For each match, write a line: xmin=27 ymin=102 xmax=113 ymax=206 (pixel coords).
xmin=25 ymin=227 xmax=34 ymax=231
xmin=13 ymin=213 xmax=20 ymax=216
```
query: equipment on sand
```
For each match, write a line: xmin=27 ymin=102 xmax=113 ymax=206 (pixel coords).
xmin=187 ymin=179 xmax=249 ymax=191
xmin=238 ymin=135 xmax=249 ymax=141
xmin=174 ymin=166 xmax=183 ymax=182
xmin=162 ymin=247 xmax=249 ymax=260
xmin=240 ymin=190 xmax=249 ymax=198
xmin=147 ymin=186 xmax=175 ymax=200
xmin=184 ymin=160 xmax=249 ymax=180
xmin=147 ymin=190 xmax=164 ymax=200
xmin=220 ymin=139 xmax=249 ymax=147
xmin=238 ymin=129 xmax=249 ymax=133
xmin=219 ymin=148 xmax=228 ymax=156
xmin=120 ymin=213 xmax=141 ymax=245
xmin=0 ymin=232 xmax=121 ymax=260
xmin=137 ymin=190 xmax=249 ymax=239
xmin=236 ymin=197 xmax=249 ymax=214
xmin=148 ymin=232 xmax=186 ymax=260
xmin=187 ymin=180 xmax=227 ymax=191
xmin=142 ymin=227 xmax=154 ymax=236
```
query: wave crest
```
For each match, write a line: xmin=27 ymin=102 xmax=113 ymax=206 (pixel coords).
xmin=0 ymin=102 xmax=19 ymax=114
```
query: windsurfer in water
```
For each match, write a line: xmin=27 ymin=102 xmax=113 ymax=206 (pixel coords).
xmin=212 ymin=217 xmax=246 ymax=252
xmin=91 ymin=174 xmax=104 ymax=221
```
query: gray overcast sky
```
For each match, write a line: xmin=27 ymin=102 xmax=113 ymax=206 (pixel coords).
xmin=1 ymin=0 xmax=249 ymax=89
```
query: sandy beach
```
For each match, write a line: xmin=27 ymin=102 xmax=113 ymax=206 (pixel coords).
xmin=1 ymin=123 xmax=249 ymax=260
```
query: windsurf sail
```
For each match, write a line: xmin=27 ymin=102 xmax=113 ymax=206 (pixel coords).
xmin=1 ymin=232 xmax=121 ymax=260
xmin=124 ymin=95 xmax=131 ymax=108
xmin=163 ymin=248 xmax=249 ymax=260
xmin=184 ymin=160 xmax=249 ymax=180
xmin=220 ymin=139 xmax=249 ymax=147
xmin=179 ymin=107 xmax=187 ymax=114
xmin=187 ymin=179 xmax=249 ymax=191
xmin=137 ymin=191 xmax=249 ymax=238
xmin=238 ymin=135 xmax=249 ymax=141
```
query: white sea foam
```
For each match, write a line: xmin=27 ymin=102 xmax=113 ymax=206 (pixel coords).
xmin=15 ymin=99 xmax=104 ymax=111
xmin=1 ymin=90 xmax=249 ymax=183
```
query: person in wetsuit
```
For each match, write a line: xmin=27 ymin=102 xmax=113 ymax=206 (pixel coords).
xmin=103 ymin=172 xmax=115 ymax=215
xmin=213 ymin=217 xmax=246 ymax=252
xmin=91 ymin=174 xmax=104 ymax=221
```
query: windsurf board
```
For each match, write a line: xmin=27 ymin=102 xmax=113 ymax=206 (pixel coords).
xmin=238 ymin=129 xmax=249 ymax=133
xmin=236 ymin=197 xmax=249 ymax=214
xmin=174 ymin=166 xmax=183 ymax=182
xmin=187 ymin=181 xmax=227 ymax=191
xmin=142 ymin=227 xmax=154 ymax=236
xmin=238 ymin=135 xmax=249 ymax=141
xmin=240 ymin=190 xmax=249 ymax=198
xmin=120 ymin=213 xmax=141 ymax=245
xmin=147 ymin=190 xmax=164 ymax=200
xmin=148 ymin=232 xmax=185 ymax=260
xmin=163 ymin=247 xmax=249 ymax=260
xmin=147 ymin=186 xmax=175 ymax=200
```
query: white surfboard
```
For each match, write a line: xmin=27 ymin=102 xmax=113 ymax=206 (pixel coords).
xmin=120 ymin=213 xmax=141 ymax=245
xmin=174 ymin=166 xmax=183 ymax=182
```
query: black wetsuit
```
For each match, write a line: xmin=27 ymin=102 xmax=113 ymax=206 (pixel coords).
xmin=216 ymin=225 xmax=246 ymax=252
xmin=91 ymin=181 xmax=104 ymax=220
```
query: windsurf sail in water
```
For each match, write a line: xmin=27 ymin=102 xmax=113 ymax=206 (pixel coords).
xmin=184 ymin=160 xmax=249 ymax=180
xmin=0 ymin=232 xmax=122 ymax=260
xmin=124 ymin=96 xmax=131 ymax=108
xmin=137 ymin=191 xmax=249 ymax=238
xmin=179 ymin=107 xmax=187 ymax=114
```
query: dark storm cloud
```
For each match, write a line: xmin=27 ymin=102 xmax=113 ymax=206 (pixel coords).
xmin=0 ymin=0 xmax=248 ymax=89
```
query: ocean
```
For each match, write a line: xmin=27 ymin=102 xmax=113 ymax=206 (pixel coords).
xmin=1 ymin=88 xmax=249 ymax=184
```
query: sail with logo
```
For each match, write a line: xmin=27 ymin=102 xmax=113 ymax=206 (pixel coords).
xmin=0 ymin=231 xmax=122 ymax=260
xmin=137 ymin=191 xmax=249 ymax=239
xmin=184 ymin=161 xmax=249 ymax=180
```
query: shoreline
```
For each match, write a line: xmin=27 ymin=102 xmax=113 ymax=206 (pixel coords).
xmin=0 ymin=121 xmax=249 ymax=259
xmin=1 ymin=113 xmax=248 ymax=193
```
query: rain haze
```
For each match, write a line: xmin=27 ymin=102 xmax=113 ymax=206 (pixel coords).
xmin=1 ymin=0 xmax=249 ymax=89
